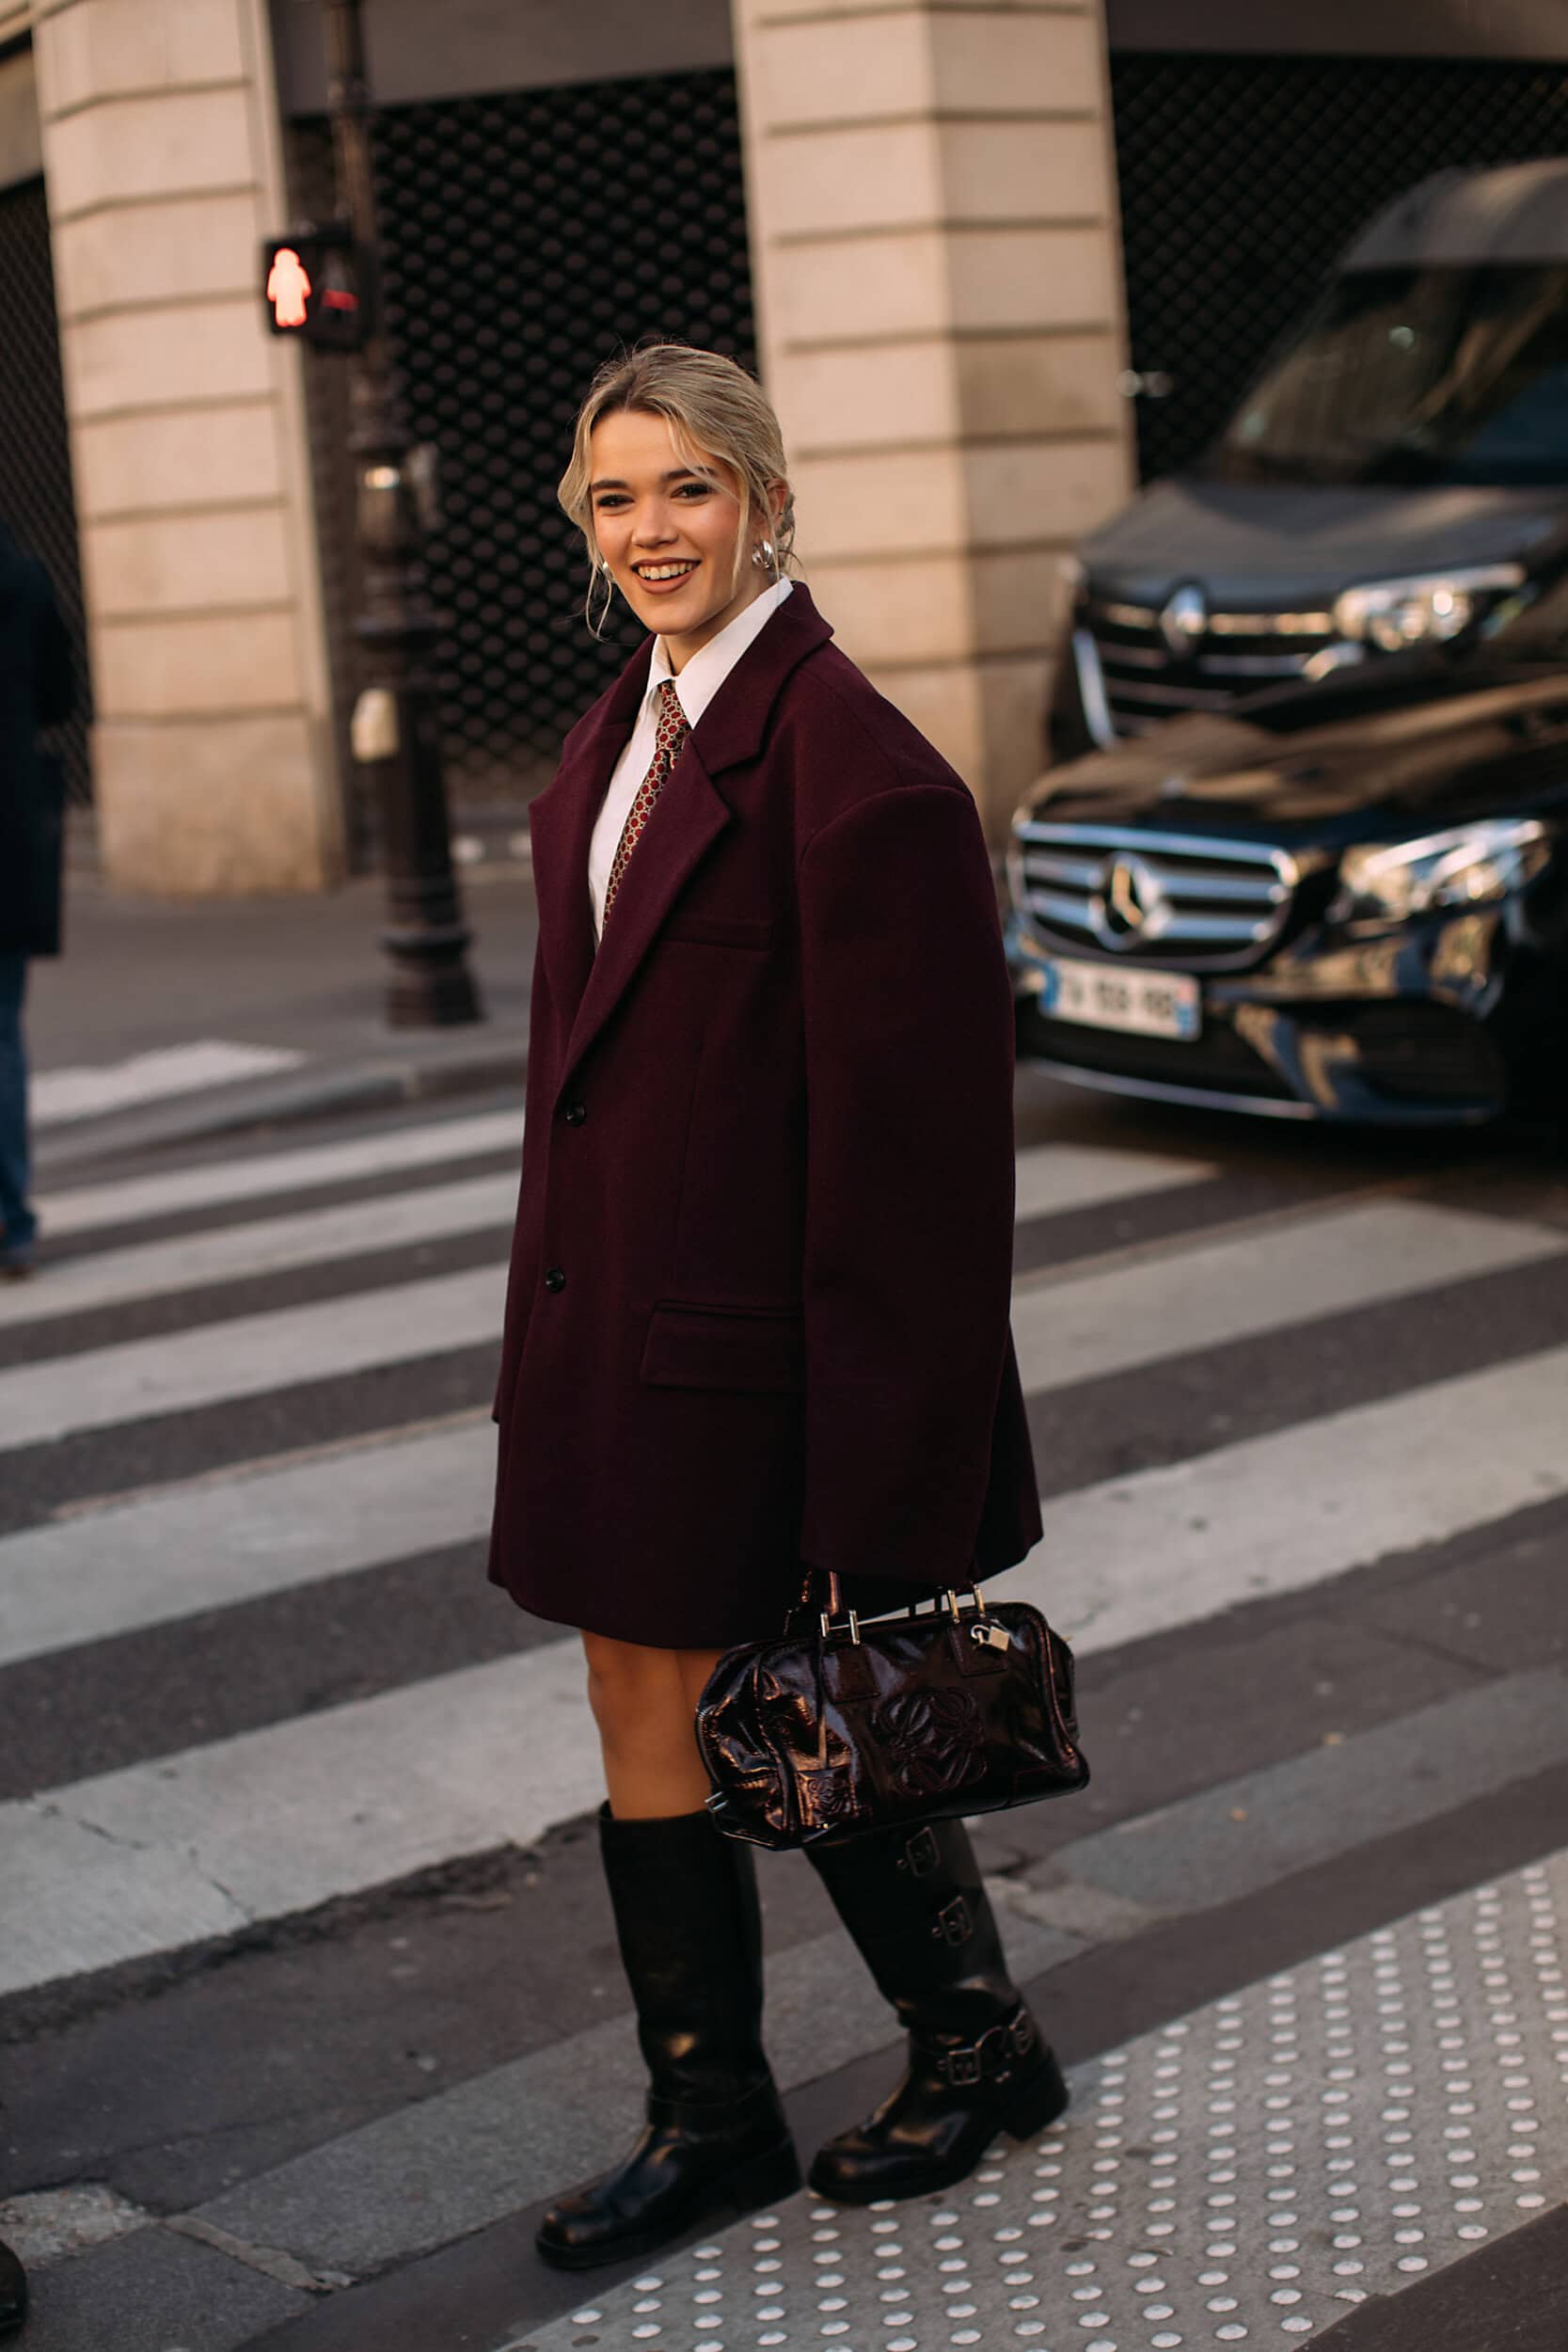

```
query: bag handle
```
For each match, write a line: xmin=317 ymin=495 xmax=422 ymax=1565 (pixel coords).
xmin=800 ymin=1569 xmax=990 ymax=1645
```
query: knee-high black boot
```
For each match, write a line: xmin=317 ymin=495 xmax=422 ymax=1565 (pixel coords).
xmin=535 ymin=1806 xmax=800 ymax=2269
xmin=806 ymin=1817 xmax=1068 ymax=2202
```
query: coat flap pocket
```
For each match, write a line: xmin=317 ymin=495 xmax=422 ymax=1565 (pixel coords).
xmin=663 ymin=914 xmax=774 ymax=951
xmin=641 ymin=1301 xmax=805 ymax=1393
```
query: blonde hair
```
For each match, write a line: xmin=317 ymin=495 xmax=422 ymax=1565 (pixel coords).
xmin=559 ymin=342 xmax=796 ymax=631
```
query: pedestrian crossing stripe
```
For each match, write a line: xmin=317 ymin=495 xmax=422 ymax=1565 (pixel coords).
xmin=5 ymin=1333 xmax=1568 ymax=1996
xmin=3 ymin=1195 xmax=1556 ymax=1454
xmin=33 ymin=1041 xmax=308 ymax=1130
xmin=6 ymin=1117 xmax=1568 ymax=2007
xmin=0 ymin=1419 xmax=495 ymax=1670
xmin=1009 ymin=1197 xmax=1560 ymax=1395
xmin=34 ymin=1121 xmax=1202 ymax=1245
xmin=0 ymin=1173 xmax=519 ymax=1328
xmin=36 ymin=1107 xmax=527 ymax=1238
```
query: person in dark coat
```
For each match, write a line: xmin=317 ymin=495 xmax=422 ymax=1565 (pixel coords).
xmin=0 ymin=520 xmax=73 ymax=1278
xmin=489 ymin=346 xmax=1064 ymax=2271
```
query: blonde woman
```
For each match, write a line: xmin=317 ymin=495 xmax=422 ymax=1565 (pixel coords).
xmin=488 ymin=344 xmax=1060 ymax=2270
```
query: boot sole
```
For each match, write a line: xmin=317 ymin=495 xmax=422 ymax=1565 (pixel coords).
xmin=535 ymin=2139 xmax=802 ymax=2271
xmin=808 ymin=2056 xmax=1070 ymax=2207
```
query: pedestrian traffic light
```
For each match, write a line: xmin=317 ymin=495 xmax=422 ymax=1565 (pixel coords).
xmin=261 ymin=224 xmax=376 ymax=352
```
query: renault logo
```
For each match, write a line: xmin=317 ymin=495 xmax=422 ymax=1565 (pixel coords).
xmin=1159 ymin=582 xmax=1207 ymax=658
xmin=1094 ymin=851 xmax=1166 ymax=948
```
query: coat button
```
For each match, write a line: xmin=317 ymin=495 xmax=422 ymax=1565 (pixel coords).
xmin=544 ymin=1264 xmax=566 ymax=1293
xmin=562 ymin=1101 xmax=586 ymax=1126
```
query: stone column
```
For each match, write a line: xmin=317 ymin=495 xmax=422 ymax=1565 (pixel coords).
xmin=732 ymin=0 xmax=1134 ymax=845
xmin=31 ymin=0 xmax=341 ymax=893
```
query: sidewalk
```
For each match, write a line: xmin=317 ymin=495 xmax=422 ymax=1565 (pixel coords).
xmin=517 ymin=1850 xmax=1568 ymax=2352
xmin=26 ymin=866 xmax=536 ymax=1176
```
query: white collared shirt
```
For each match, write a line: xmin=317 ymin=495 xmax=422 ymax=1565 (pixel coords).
xmin=587 ymin=577 xmax=794 ymax=941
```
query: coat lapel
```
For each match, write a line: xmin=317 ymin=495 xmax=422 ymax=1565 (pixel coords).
xmin=561 ymin=737 xmax=731 ymax=1085
xmin=533 ymin=587 xmax=837 ymax=1092
xmin=526 ymin=657 xmax=646 ymax=1037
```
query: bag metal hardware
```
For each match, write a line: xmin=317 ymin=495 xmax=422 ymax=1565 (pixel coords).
xmin=971 ymin=1619 xmax=1012 ymax=1652
xmin=817 ymin=1568 xmax=863 ymax=1645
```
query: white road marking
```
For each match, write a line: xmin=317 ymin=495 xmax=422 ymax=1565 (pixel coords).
xmin=0 ymin=1265 xmax=502 ymax=1453
xmin=5 ymin=1197 xmax=1556 ymax=1645
xmin=33 ymin=1041 xmax=306 ymax=1128
xmin=0 ymin=1175 xmax=517 ymax=1327
xmin=32 ymin=1123 xmax=1171 ymax=1248
xmin=1011 ymin=1199 xmax=1561 ymax=1394
xmin=6 ymin=1340 xmax=1567 ymax=1995
xmin=1020 ymin=1339 xmax=1568 ymax=1656
xmin=0 ymin=1641 xmax=597 ymax=1999
xmin=1012 ymin=1140 xmax=1212 ymax=1223
xmin=12 ymin=1199 xmax=1544 ymax=1458
xmin=37 ymin=1108 xmax=524 ymax=1238
xmin=0 ymin=1421 xmax=496 ymax=1668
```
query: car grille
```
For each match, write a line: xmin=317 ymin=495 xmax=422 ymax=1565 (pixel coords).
xmin=1083 ymin=596 xmax=1349 ymax=739
xmin=1019 ymin=1002 xmax=1296 ymax=1103
xmin=1013 ymin=822 xmax=1300 ymax=970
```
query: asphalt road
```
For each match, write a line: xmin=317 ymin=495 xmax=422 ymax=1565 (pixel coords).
xmin=3 ymin=1066 xmax=1566 ymax=2351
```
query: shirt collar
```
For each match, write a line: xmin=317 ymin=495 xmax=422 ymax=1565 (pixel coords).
xmin=646 ymin=577 xmax=794 ymax=730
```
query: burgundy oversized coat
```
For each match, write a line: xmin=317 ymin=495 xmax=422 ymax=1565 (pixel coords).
xmin=487 ymin=586 xmax=1041 ymax=1648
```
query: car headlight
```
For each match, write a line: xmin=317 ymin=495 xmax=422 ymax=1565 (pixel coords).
xmin=1331 ymin=818 xmax=1550 ymax=925
xmin=1332 ymin=565 xmax=1523 ymax=654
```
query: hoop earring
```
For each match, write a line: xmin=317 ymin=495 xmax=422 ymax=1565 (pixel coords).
xmin=752 ymin=538 xmax=776 ymax=572
xmin=588 ymin=559 xmax=615 ymax=640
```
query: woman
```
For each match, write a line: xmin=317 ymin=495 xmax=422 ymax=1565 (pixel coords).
xmin=488 ymin=344 xmax=1061 ymax=2272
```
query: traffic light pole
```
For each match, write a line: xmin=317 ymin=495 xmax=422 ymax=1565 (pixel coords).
xmin=322 ymin=0 xmax=482 ymax=1026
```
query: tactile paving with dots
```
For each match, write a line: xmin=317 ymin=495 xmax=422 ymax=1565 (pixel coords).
xmin=512 ymin=1851 xmax=1568 ymax=2351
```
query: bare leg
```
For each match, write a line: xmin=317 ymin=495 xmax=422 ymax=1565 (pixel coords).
xmin=583 ymin=1630 xmax=724 ymax=1819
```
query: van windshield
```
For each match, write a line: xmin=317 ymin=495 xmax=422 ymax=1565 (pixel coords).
xmin=1209 ymin=263 xmax=1568 ymax=489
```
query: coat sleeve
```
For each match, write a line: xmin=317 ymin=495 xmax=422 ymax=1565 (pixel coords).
xmin=797 ymin=781 xmax=1020 ymax=1585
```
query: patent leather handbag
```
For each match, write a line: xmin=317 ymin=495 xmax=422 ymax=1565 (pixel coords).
xmin=695 ymin=1577 xmax=1089 ymax=1851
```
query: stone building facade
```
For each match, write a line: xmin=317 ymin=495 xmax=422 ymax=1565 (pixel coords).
xmin=5 ymin=0 xmax=1568 ymax=892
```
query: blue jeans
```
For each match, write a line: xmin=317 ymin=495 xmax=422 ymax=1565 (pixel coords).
xmin=0 ymin=953 xmax=34 ymax=1257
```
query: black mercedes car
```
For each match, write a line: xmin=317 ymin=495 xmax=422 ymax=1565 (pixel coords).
xmin=1008 ymin=588 xmax=1568 ymax=1124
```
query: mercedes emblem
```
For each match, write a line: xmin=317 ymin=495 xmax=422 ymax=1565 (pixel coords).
xmin=1159 ymin=582 xmax=1208 ymax=659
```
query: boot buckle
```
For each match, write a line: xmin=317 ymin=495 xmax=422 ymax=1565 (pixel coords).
xmin=941 ymin=2022 xmax=1007 ymax=2088
xmin=932 ymin=1894 xmax=973 ymax=1947
xmin=938 ymin=2010 xmax=1036 ymax=2090
xmin=900 ymin=1826 xmax=941 ymax=1878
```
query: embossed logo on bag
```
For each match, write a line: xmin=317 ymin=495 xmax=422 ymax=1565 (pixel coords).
xmin=872 ymin=1687 xmax=986 ymax=1799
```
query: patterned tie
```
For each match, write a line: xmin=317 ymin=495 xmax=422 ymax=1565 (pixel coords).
xmin=603 ymin=678 xmax=689 ymax=922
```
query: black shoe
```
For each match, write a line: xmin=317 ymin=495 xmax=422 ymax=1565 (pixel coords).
xmin=0 ymin=2238 xmax=26 ymax=2337
xmin=535 ymin=1807 xmax=800 ymax=2270
xmin=805 ymin=1818 xmax=1069 ymax=2203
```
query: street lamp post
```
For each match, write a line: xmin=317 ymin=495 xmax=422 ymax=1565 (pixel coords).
xmin=322 ymin=0 xmax=482 ymax=1026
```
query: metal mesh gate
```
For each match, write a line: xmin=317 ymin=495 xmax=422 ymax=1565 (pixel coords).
xmin=1111 ymin=53 xmax=1568 ymax=485
xmin=288 ymin=67 xmax=753 ymax=838
xmin=0 ymin=174 xmax=92 ymax=807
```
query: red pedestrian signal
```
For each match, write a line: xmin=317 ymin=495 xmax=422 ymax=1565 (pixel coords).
xmin=260 ymin=226 xmax=375 ymax=352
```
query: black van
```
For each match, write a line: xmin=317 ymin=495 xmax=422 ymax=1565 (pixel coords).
xmin=1048 ymin=159 xmax=1568 ymax=764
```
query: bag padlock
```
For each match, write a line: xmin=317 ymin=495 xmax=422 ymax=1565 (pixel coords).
xmin=971 ymin=1619 xmax=1012 ymax=1652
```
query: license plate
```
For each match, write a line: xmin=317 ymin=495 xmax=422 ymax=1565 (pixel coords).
xmin=1039 ymin=955 xmax=1201 ymax=1042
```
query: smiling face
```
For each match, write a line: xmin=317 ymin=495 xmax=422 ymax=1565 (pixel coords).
xmin=588 ymin=407 xmax=780 ymax=672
